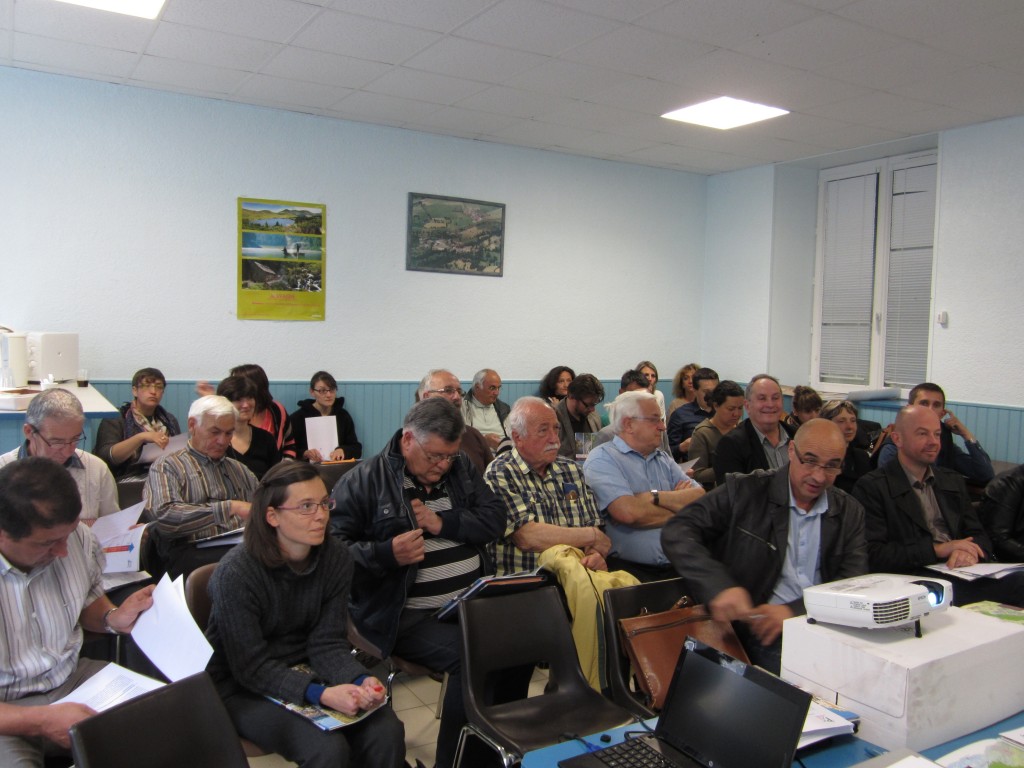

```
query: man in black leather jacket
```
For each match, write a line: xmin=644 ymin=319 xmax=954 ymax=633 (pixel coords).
xmin=330 ymin=398 xmax=504 ymax=768
xmin=662 ymin=419 xmax=867 ymax=673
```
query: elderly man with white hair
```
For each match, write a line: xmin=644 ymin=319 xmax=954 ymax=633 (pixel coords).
xmin=583 ymin=390 xmax=705 ymax=579
xmin=485 ymin=396 xmax=611 ymax=576
xmin=461 ymin=368 xmax=510 ymax=451
xmin=0 ymin=388 xmax=118 ymax=522
xmin=144 ymin=395 xmax=258 ymax=578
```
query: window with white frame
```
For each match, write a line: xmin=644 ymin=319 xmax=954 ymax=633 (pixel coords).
xmin=811 ymin=151 xmax=937 ymax=391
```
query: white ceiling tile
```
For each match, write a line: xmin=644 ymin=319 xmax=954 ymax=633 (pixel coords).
xmin=326 ymin=0 xmax=496 ymax=33
xmin=777 ymin=116 xmax=906 ymax=151
xmin=328 ymin=90 xmax=443 ymax=123
xmin=732 ymin=14 xmax=904 ymax=71
xmin=452 ymin=0 xmax=618 ymax=55
xmin=546 ymin=0 xmax=674 ymax=24
xmin=291 ymin=9 xmax=441 ymax=62
xmin=635 ymin=0 xmax=820 ymax=50
xmin=146 ymin=23 xmax=280 ymax=71
xmin=0 ymin=0 xmax=12 ymax=30
xmin=454 ymin=85 xmax=569 ymax=118
xmin=160 ymin=0 xmax=320 ymax=43
xmin=234 ymin=72 xmax=352 ymax=108
xmin=362 ymin=67 xmax=487 ymax=105
xmin=260 ymin=46 xmax=392 ymax=88
xmin=835 ymin=0 xmax=1021 ymax=41
xmin=803 ymin=90 xmax=933 ymax=126
xmin=403 ymin=36 xmax=549 ymax=82
xmin=815 ymin=41 xmax=974 ymax=91
xmin=541 ymin=100 xmax=646 ymax=132
xmin=14 ymin=0 xmax=154 ymax=51
xmin=500 ymin=59 xmax=636 ymax=100
xmin=489 ymin=119 xmax=596 ymax=147
xmin=915 ymin=9 xmax=1024 ymax=65
xmin=890 ymin=64 xmax=1024 ymax=119
xmin=871 ymin=105 xmax=987 ymax=137
xmin=564 ymin=131 xmax=658 ymax=156
xmin=562 ymin=24 xmax=713 ymax=81
xmin=13 ymin=32 xmax=137 ymax=78
xmin=622 ymin=143 xmax=756 ymax=172
xmin=406 ymin=105 xmax=524 ymax=135
xmin=130 ymin=54 xmax=250 ymax=93
xmin=587 ymin=77 xmax=713 ymax=116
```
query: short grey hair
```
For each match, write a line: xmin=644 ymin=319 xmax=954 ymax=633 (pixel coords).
xmin=25 ymin=389 xmax=84 ymax=429
xmin=417 ymin=369 xmax=455 ymax=401
xmin=744 ymin=373 xmax=781 ymax=400
xmin=403 ymin=398 xmax=464 ymax=443
xmin=472 ymin=368 xmax=496 ymax=389
xmin=611 ymin=390 xmax=655 ymax=434
xmin=507 ymin=396 xmax=551 ymax=437
xmin=188 ymin=395 xmax=238 ymax=424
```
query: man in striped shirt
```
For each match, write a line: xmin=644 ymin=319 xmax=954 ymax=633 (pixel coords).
xmin=0 ymin=458 xmax=154 ymax=766
xmin=485 ymin=397 xmax=610 ymax=576
xmin=330 ymin=398 xmax=505 ymax=768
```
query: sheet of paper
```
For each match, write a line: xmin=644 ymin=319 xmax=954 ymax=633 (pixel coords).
xmin=139 ymin=432 xmax=188 ymax=464
xmin=90 ymin=501 xmax=145 ymax=542
xmin=678 ymin=458 xmax=700 ymax=473
xmin=54 ymin=663 xmax=164 ymax=711
xmin=131 ymin=573 xmax=213 ymax=682
xmin=305 ymin=415 xmax=339 ymax=459
xmin=101 ymin=570 xmax=151 ymax=593
xmin=91 ymin=502 xmax=147 ymax=574
xmin=887 ymin=757 xmax=942 ymax=768
xmin=797 ymin=700 xmax=855 ymax=748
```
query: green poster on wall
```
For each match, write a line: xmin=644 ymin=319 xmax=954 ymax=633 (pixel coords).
xmin=237 ymin=197 xmax=326 ymax=321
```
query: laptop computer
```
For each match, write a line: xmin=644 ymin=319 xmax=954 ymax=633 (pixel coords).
xmin=559 ymin=639 xmax=812 ymax=768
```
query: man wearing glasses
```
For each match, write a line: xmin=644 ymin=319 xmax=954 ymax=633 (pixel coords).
xmin=583 ymin=390 xmax=704 ymax=580
xmin=0 ymin=388 xmax=118 ymax=522
xmin=416 ymin=368 xmax=493 ymax=474
xmin=330 ymin=397 xmax=505 ymax=768
xmin=662 ymin=419 xmax=868 ymax=673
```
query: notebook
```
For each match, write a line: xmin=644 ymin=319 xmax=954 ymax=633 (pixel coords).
xmin=559 ymin=640 xmax=811 ymax=768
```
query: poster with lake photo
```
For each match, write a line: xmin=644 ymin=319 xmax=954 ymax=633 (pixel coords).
xmin=238 ymin=198 xmax=326 ymax=321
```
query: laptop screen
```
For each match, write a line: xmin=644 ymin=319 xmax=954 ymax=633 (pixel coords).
xmin=655 ymin=642 xmax=811 ymax=768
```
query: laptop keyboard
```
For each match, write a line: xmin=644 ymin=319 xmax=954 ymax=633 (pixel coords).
xmin=586 ymin=738 xmax=678 ymax=768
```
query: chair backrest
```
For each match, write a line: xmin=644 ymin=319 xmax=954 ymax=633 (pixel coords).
xmin=603 ymin=577 xmax=688 ymax=715
xmin=459 ymin=585 xmax=589 ymax=712
xmin=184 ymin=563 xmax=218 ymax=629
xmin=69 ymin=672 xmax=248 ymax=768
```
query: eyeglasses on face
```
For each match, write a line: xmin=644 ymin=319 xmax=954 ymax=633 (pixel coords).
xmin=136 ymin=381 xmax=166 ymax=391
xmin=427 ymin=387 xmax=465 ymax=398
xmin=416 ymin=439 xmax=460 ymax=466
xmin=793 ymin=449 xmax=842 ymax=475
xmin=32 ymin=428 xmax=86 ymax=448
xmin=313 ymin=387 xmax=337 ymax=395
xmin=275 ymin=498 xmax=336 ymax=516
xmin=630 ymin=415 xmax=664 ymax=424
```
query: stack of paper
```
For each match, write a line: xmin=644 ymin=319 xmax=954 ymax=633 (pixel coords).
xmin=798 ymin=699 xmax=857 ymax=749
xmin=90 ymin=501 xmax=149 ymax=591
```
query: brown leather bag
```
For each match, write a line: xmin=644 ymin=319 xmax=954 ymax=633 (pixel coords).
xmin=618 ymin=596 xmax=750 ymax=710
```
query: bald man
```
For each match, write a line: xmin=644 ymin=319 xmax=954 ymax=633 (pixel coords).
xmin=853 ymin=405 xmax=1024 ymax=607
xmin=662 ymin=419 xmax=868 ymax=673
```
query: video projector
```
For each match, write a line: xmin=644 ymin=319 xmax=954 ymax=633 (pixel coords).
xmin=803 ymin=574 xmax=952 ymax=637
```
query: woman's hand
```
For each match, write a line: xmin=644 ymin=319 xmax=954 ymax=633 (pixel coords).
xmin=329 ymin=448 xmax=346 ymax=461
xmin=304 ymin=449 xmax=324 ymax=463
xmin=321 ymin=683 xmax=380 ymax=716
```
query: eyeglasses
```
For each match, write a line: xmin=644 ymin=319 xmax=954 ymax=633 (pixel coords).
xmin=137 ymin=382 xmax=165 ymax=391
xmin=427 ymin=387 xmax=465 ymax=398
xmin=575 ymin=398 xmax=600 ymax=412
xmin=484 ymin=385 xmax=502 ymax=392
xmin=313 ymin=387 xmax=337 ymax=395
xmin=793 ymin=449 xmax=843 ymax=475
xmin=275 ymin=498 xmax=336 ymax=516
xmin=417 ymin=440 xmax=460 ymax=466
xmin=31 ymin=428 xmax=86 ymax=448
xmin=631 ymin=416 xmax=665 ymax=424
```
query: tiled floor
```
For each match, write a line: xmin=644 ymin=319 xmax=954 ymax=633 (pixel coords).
xmin=247 ymin=668 xmax=549 ymax=767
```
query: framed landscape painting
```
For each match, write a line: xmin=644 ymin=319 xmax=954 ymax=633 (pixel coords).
xmin=406 ymin=193 xmax=505 ymax=277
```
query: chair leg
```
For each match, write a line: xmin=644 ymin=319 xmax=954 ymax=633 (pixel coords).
xmin=455 ymin=723 xmax=520 ymax=768
xmin=435 ymin=672 xmax=448 ymax=719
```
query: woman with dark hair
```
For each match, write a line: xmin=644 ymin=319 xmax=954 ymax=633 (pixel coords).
xmin=216 ymin=376 xmax=281 ymax=479
xmin=206 ymin=462 xmax=405 ymax=768
xmin=688 ymin=380 xmax=745 ymax=489
xmin=95 ymin=367 xmax=181 ymax=479
xmin=635 ymin=359 xmax=666 ymax=418
xmin=668 ymin=363 xmax=700 ymax=416
xmin=784 ymin=385 xmax=823 ymax=431
xmin=197 ymin=364 xmax=295 ymax=458
xmin=289 ymin=371 xmax=362 ymax=462
xmin=538 ymin=366 xmax=575 ymax=406
xmin=821 ymin=399 xmax=871 ymax=494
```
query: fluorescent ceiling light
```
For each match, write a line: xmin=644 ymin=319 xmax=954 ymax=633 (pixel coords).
xmin=662 ymin=96 xmax=789 ymax=130
xmin=52 ymin=0 xmax=166 ymax=19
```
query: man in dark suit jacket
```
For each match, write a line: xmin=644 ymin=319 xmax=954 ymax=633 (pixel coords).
xmin=852 ymin=405 xmax=1024 ymax=607
xmin=713 ymin=374 xmax=797 ymax=484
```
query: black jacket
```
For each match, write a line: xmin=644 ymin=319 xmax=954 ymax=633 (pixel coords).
xmin=852 ymin=459 xmax=993 ymax=573
xmin=289 ymin=398 xmax=362 ymax=460
xmin=328 ymin=430 xmax=505 ymax=655
xmin=661 ymin=468 xmax=867 ymax=615
xmin=978 ymin=464 xmax=1024 ymax=561
xmin=713 ymin=418 xmax=797 ymax=485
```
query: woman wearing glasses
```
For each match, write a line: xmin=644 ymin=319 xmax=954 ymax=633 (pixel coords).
xmin=94 ymin=367 xmax=181 ymax=479
xmin=206 ymin=461 xmax=405 ymax=768
xmin=290 ymin=371 xmax=362 ymax=463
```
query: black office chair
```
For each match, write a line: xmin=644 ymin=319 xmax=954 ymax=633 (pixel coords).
xmin=68 ymin=673 xmax=248 ymax=768
xmin=454 ymin=586 xmax=636 ymax=768
xmin=603 ymin=577 xmax=689 ymax=717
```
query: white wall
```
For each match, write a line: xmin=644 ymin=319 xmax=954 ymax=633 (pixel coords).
xmin=931 ymin=114 xmax=1024 ymax=407
xmin=702 ymin=164 xmax=775 ymax=381
xmin=0 ymin=67 xmax=705 ymax=383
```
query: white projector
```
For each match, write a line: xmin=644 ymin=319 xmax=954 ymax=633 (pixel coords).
xmin=804 ymin=574 xmax=952 ymax=636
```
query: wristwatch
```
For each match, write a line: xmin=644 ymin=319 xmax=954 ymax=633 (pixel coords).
xmin=651 ymin=489 xmax=660 ymax=507
xmin=102 ymin=607 xmax=121 ymax=635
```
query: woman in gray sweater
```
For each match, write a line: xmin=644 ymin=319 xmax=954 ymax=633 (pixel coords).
xmin=206 ymin=461 xmax=404 ymax=768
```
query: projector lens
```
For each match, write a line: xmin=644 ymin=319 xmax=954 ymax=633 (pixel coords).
xmin=911 ymin=580 xmax=945 ymax=607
